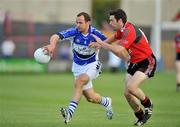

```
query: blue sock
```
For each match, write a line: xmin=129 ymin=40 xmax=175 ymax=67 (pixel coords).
xmin=100 ymin=97 xmax=109 ymax=107
xmin=67 ymin=100 xmax=78 ymax=118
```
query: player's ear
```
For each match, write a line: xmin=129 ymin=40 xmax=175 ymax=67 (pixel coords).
xmin=86 ymin=21 xmax=91 ymax=25
xmin=118 ymin=19 xmax=122 ymax=23
xmin=118 ymin=19 xmax=124 ymax=26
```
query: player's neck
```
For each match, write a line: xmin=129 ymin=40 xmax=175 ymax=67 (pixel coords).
xmin=82 ymin=25 xmax=90 ymax=34
xmin=120 ymin=22 xmax=127 ymax=32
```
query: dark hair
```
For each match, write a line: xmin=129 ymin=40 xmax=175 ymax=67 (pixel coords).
xmin=77 ymin=12 xmax=91 ymax=22
xmin=109 ymin=9 xmax=127 ymax=24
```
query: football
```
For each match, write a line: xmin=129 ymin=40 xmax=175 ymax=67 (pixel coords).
xmin=34 ymin=48 xmax=51 ymax=64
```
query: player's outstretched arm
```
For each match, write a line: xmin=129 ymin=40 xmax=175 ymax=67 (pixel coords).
xmin=92 ymin=34 xmax=129 ymax=62
xmin=89 ymin=34 xmax=116 ymax=49
xmin=88 ymin=42 xmax=101 ymax=50
xmin=103 ymin=35 xmax=116 ymax=44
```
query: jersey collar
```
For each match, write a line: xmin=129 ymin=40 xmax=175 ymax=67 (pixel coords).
xmin=120 ymin=22 xmax=128 ymax=32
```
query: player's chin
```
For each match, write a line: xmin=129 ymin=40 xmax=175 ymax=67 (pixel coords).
xmin=78 ymin=29 xmax=83 ymax=32
xmin=78 ymin=27 xmax=84 ymax=31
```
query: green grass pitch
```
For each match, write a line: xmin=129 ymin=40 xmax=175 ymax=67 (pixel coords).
xmin=0 ymin=71 xmax=180 ymax=127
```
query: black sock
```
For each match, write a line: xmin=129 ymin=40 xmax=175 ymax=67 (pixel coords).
xmin=134 ymin=108 xmax=144 ymax=120
xmin=141 ymin=96 xmax=151 ymax=108
xmin=177 ymin=83 xmax=180 ymax=87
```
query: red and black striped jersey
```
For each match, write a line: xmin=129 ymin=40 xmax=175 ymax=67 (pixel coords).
xmin=114 ymin=22 xmax=153 ymax=63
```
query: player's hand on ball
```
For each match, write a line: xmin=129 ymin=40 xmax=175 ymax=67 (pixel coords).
xmin=34 ymin=48 xmax=51 ymax=64
xmin=43 ymin=44 xmax=55 ymax=56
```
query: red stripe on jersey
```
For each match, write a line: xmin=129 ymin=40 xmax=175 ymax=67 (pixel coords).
xmin=114 ymin=22 xmax=153 ymax=63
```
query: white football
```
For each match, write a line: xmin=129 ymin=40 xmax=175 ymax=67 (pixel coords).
xmin=34 ymin=48 xmax=51 ymax=64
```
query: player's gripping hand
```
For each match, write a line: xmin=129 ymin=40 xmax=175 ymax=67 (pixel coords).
xmin=92 ymin=34 xmax=103 ymax=44
xmin=88 ymin=42 xmax=101 ymax=50
xmin=89 ymin=34 xmax=103 ymax=50
xmin=42 ymin=44 xmax=55 ymax=56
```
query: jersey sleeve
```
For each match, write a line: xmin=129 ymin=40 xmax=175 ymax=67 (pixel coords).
xmin=117 ymin=27 xmax=136 ymax=49
xmin=56 ymin=27 xmax=78 ymax=40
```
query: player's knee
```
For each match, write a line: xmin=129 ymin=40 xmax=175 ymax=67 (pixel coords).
xmin=124 ymin=90 xmax=131 ymax=99
xmin=124 ymin=87 xmax=136 ymax=97
xmin=125 ymin=85 xmax=137 ymax=95
xmin=75 ymin=75 xmax=89 ymax=87
xmin=76 ymin=75 xmax=89 ymax=85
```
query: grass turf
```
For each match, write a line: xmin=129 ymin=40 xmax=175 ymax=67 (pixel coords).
xmin=0 ymin=71 xmax=180 ymax=127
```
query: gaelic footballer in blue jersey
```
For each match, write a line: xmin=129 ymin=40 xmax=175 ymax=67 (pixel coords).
xmin=57 ymin=25 xmax=106 ymax=65
xmin=43 ymin=12 xmax=113 ymax=124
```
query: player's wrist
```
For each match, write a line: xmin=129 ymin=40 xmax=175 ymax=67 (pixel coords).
xmin=49 ymin=42 xmax=56 ymax=49
xmin=100 ymin=42 xmax=108 ymax=50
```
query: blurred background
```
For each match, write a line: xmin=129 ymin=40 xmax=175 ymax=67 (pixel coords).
xmin=1 ymin=1 xmax=180 ymax=127
xmin=0 ymin=0 xmax=179 ymax=73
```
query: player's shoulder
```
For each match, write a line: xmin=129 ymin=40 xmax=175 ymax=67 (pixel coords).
xmin=125 ymin=22 xmax=135 ymax=30
xmin=67 ymin=27 xmax=79 ymax=33
xmin=61 ymin=27 xmax=78 ymax=34
xmin=90 ymin=26 xmax=103 ymax=35
xmin=124 ymin=22 xmax=137 ymax=34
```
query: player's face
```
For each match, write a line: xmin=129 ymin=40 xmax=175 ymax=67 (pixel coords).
xmin=109 ymin=15 xmax=123 ymax=30
xmin=76 ymin=15 xmax=89 ymax=33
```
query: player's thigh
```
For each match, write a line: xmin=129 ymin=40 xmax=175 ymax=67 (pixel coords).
xmin=125 ymin=71 xmax=148 ymax=89
xmin=125 ymin=73 xmax=132 ymax=85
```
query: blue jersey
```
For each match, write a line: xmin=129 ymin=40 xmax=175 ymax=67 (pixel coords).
xmin=56 ymin=26 xmax=106 ymax=65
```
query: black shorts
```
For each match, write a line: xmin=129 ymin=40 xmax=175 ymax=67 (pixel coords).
xmin=176 ymin=53 xmax=180 ymax=60
xmin=127 ymin=54 xmax=157 ymax=78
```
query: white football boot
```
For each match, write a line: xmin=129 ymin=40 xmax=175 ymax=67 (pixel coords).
xmin=60 ymin=107 xmax=71 ymax=124
xmin=106 ymin=97 xmax=113 ymax=120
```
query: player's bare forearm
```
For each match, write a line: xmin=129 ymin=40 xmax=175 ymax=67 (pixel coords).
xmin=43 ymin=34 xmax=60 ymax=54
xmin=50 ymin=34 xmax=60 ymax=48
xmin=92 ymin=34 xmax=129 ymax=61
xmin=103 ymin=36 xmax=116 ymax=44
xmin=88 ymin=42 xmax=101 ymax=50
xmin=100 ymin=42 xmax=129 ymax=61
